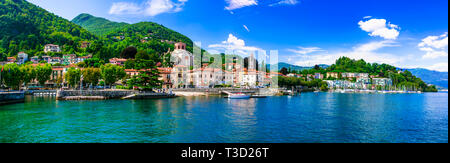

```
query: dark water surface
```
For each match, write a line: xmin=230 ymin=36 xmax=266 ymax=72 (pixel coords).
xmin=0 ymin=93 xmax=447 ymax=143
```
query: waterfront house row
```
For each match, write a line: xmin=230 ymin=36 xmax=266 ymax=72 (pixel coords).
xmin=325 ymin=78 xmax=393 ymax=90
xmin=124 ymin=66 xmax=276 ymax=89
xmin=2 ymin=52 xmax=93 ymax=65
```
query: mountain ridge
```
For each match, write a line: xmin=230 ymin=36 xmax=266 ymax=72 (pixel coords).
xmin=71 ymin=13 xmax=129 ymax=36
xmin=71 ymin=13 xmax=194 ymax=51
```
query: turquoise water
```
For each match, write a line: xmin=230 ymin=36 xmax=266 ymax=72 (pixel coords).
xmin=0 ymin=93 xmax=448 ymax=143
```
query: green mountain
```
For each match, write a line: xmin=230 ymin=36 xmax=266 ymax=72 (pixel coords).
xmin=273 ymin=62 xmax=329 ymax=72
xmin=407 ymin=68 xmax=448 ymax=89
xmin=71 ymin=13 xmax=128 ymax=37
xmin=71 ymin=13 xmax=193 ymax=51
xmin=0 ymin=0 xmax=97 ymax=57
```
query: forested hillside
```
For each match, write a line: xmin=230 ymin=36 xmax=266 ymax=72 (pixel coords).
xmin=0 ymin=0 xmax=97 ymax=58
xmin=71 ymin=13 xmax=128 ymax=36
xmin=72 ymin=14 xmax=194 ymax=52
xmin=0 ymin=0 xmax=196 ymax=62
xmin=326 ymin=57 xmax=438 ymax=92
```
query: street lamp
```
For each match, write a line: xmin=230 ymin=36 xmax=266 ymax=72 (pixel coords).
xmin=80 ymin=74 xmax=83 ymax=95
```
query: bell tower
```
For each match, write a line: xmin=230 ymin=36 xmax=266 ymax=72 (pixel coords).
xmin=174 ymin=42 xmax=186 ymax=50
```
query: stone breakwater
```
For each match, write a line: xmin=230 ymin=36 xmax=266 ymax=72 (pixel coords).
xmin=0 ymin=92 xmax=25 ymax=105
xmin=57 ymin=90 xmax=137 ymax=100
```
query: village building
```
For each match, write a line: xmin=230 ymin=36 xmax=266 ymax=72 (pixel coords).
xmin=31 ymin=56 xmax=40 ymax=64
xmin=125 ymin=69 xmax=140 ymax=77
xmin=314 ymin=73 xmax=324 ymax=80
xmin=80 ymin=41 xmax=91 ymax=49
xmin=171 ymin=42 xmax=194 ymax=68
xmin=287 ymin=73 xmax=301 ymax=78
xmin=77 ymin=55 xmax=92 ymax=63
xmin=50 ymin=67 xmax=66 ymax=81
xmin=342 ymin=73 xmax=369 ymax=79
xmin=42 ymin=56 xmax=51 ymax=63
xmin=7 ymin=57 xmax=16 ymax=64
xmin=62 ymin=54 xmax=77 ymax=65
xmin=170 ymin=65 xmax=191 ymax=88
xmin=157 ymin=67 xmax=173 ymax=89
xmin=17 ymin=52 xmax=28 ymax=64
xmin=373 ymin=78 xmax=393 ymax=86
xmin=44 ymin=44 xmax=61 ymax=53
xmin=240 ymin=69 xmax=259 ymax=87
xmin=109 ymin=58 xmax=127 ymax=66
xmin=49 ymin=57 xmax=61 ymax=64
xmin=326 ymin=72 xmax=340 ymax=79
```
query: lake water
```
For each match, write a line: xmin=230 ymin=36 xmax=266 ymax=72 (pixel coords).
xmin=0 ymin=93 xmax=447 ymax=143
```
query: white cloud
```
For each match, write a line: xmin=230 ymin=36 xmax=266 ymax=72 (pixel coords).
xmin=293 ymin=41 xmax=402 ymax=67
xmin=243 ymin=25 xmax=250 ymax=32
xmin=109 ymin=0 xmax=187 ymax=16
xmin=358 ymin=18 xmax=400 ymax=40
xmin=109 ymin=2 xmax=142 ymax=15
xmin=287 ymin=47 xmax=325 ymax=55
xmin=425 ymin=62 xmax=448 ymax=72
xmin=225 ymin=0 xmax=258 ymax=10
xmin=208 ymin=34 xmax=262 ymax=55
xmin=419 ymin=32 xmax=448 ymax=59
xmin=269 ymin=0 xmax=299 ymax=6
xmin=363 ymin=16 xmax=372 ymax=19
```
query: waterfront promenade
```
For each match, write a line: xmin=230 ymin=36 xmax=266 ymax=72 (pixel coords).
xmin=56 ymin=90 xmax=175 ymax=100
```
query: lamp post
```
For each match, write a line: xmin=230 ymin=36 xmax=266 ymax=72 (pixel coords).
xmin=80 ymin=74 xmax=83 ymax=95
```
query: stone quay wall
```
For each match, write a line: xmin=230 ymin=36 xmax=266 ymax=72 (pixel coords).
xmin=57 ymin=90 xmax=137 ymax=100
xmin=0 ymin=92 xmax=25 ymax=105
xmin=173 ymin=88 xmax=275 ymax=95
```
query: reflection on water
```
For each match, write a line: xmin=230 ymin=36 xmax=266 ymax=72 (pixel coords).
xmin=0 ymin=93 xmax=448 ymax=143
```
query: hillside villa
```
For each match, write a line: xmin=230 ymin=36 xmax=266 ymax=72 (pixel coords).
xmin=44 ymin=44 xmax=61 ymax=53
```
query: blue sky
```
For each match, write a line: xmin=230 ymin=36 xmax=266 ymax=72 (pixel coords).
xmin=28 ymin=0 xmax=448 ymax=72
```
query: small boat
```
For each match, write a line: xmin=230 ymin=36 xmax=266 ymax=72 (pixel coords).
xmin=251 ymin=95 xmax=267 ymax=98
xmin=228 ymin=93 xmax=251 ymax=99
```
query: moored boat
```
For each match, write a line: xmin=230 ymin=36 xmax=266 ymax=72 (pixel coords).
xmin=229 ymin=93 xmax=251 ymax=99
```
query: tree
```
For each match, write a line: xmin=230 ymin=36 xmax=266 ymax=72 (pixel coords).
xmin=120 ymin=46 xmax=137 ymax=59
xmin=1 ymin=63 xmax=23 ymax=90
xmin=20 ymin=64 xmax=36 ymax=87
xmin=135 ymin=50 xmax=150 ymax=60
xmin=280 ymin=67 xmax=288 ymax=75
xmin=65 ymin=67 xmax=81 ymax=88
xmin=314 ymin=65 xmax=321 ymax=70
xmin=130 ymin=69 xmax=163 ymax=91
xmin=35 ymin=64 xmax=52 ymax=86
xmin=82 ymin=68 xmax=101 ymax=86
xmin=84 ymin=58 xmax=104 ymax=68
xmin=100 ymin=64 xmax=126 ymax=88
xmin=56 ymin=76 xmax=63 ymax=88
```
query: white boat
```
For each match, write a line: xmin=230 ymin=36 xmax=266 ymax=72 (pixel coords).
xmin=228 ymin=93 xmax=251 ymax=99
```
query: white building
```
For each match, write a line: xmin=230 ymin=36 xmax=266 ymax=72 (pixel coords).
xmin=17 ymin=52 xmax=28 ymax=64
xmin=373 ymin=78 xmax=393 ymax=86
xmin=44 ymin=44 xmax=61 ymax=53
xmin=171 ymin=42 xmax=194 ymax=69
xmin=342 ymin=73 xmax=369 ymax=79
